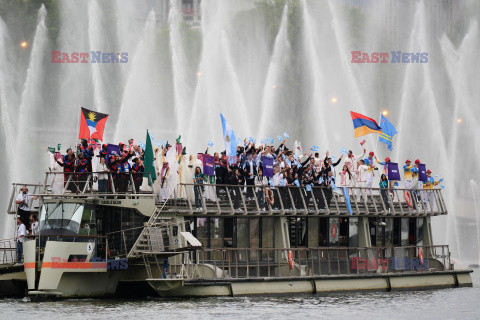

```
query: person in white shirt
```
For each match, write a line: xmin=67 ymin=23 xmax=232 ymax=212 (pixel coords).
xmin=344 ymin=148 xmax=366 ymax=173
xmin=15 ymin=186 xmax=38 ymax=230
xmin=95 ymin=156 xmax=110 ymax=196
xmin=254 ymin=169 xmax=268 ymax=210
xmin=15 ymin=217 xmax=26 ymax=265
xmin=355 ymin=160 xmax=369 ymax=201
xmin=30 ymin=214 xmax=39 ymax=236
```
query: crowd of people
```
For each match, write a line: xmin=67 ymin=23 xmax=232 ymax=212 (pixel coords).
xmin=47 ymin=139 xmax=145 ymax=195
xmin=149 ymin=138 xmax=440 ymax=212
xmin=41 ymin=137 xmax=440 ymax=211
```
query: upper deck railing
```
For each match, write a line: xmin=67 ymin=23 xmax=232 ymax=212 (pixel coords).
xmin=166 ymin=183 xmax=447 ymax=217
xmin=8 ymin=172 xmax=447 ymax=218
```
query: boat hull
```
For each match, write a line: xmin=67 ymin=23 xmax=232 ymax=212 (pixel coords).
xmin=148 ymin=270 xmax=473 ymax=297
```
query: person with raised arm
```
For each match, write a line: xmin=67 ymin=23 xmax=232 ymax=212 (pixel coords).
xmin=344 ymin=148 xmax=366 ymax=173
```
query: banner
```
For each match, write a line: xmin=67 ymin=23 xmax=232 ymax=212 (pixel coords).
xmin=261 ymin=156 xmax=274 ymax=178
xmin=106 ymin=144 xmax=120 ymax=164
xmin=387 ymin=162 xmax=401 ymax=181
xmin=418 ymin=163 xmax=427 ymax=182
xmin=202 ymin=154 xmax=215 ymax=176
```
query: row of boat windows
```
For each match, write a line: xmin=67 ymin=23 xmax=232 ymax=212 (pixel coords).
xmin=186 ymin=217 xmax=424 ymax=249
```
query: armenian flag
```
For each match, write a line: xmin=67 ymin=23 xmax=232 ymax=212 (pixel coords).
xmin=350 ymin=111 xmax=381 ymax=138
xmin=79 ymin=107 xmax=109 ymax=141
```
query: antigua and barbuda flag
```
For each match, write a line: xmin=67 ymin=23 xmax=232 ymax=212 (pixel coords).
xmin=79 ymin=107 xmax=109 ymax=141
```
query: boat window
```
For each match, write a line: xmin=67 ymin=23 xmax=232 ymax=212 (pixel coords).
xmin=210 ymin=218 xmax=222 ymax=248
xmin=79 ymin=208 xmax=96 ymax=236
xmin=39 ymin=202 xmax=84 ymax=234
xmin=308 ymin=218 xmax=319 ymax=247
xmin=196 ymin=218 xmax=208 ymax=247
xmin=416 ymin=218 xmax=424 ymax=246
xmin=236 ymin=218 xmax=249 ymax=249
xmin=250 ymin=218 xmax=260 ymax=260
xmin=401 ymin=218 xmax=409 ymax=246
xmin=349 ymin=217 xmax=359 ymax=247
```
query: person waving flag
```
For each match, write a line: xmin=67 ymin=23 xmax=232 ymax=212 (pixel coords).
xmin=379 ymin=114 xmax=398 ymax=151
xmin=79 ymin=107 xmax=109 ymax=141
xmin=220 ymin=113 xmax=238 ymax=164
xmin=350 ymin=111 xmax=381 ymax=138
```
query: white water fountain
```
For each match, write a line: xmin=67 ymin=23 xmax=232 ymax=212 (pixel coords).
xmin=0 ymin=0 xmax=479 ymax=264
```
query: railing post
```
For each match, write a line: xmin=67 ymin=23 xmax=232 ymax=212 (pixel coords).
xmin=370 ymin=188 xmax=380 ymax=215
xmin=239 ymin=186 xmax=247 ymax=214
xmin=130 ymin=173 xmax=136 ymax=194
xmin=287 ymin=187 xmax=297 ymax=215
xmin=395 ymin=189 xmax=405 ymax=215
xmin=63 ymin=174 xmax=73 ymax=194
xmin=310 ymin=187 xmax=319 ymax=215
xmin=276 ymin=188 xmax=285 ymax=214
xmin=225 ymin=186 xmax=235 ymax=215
xmin=332 ymin=191 xmax=341 ymax=215
xmin=185 ymin=184 xmax=193 ymax=214
xmin=351 ymin=187 xmax=360 ymax=215
xmin=320 ymin=187 xmax=329 ymax=214
xmin=299 ymin=187 xmax=308 ymax=214
xmin=214 ymin=184 xmax=222 ymax=214
xmin=82 ymin=174 xmax=91 ymax=194
xmin=252 ymin=186 xmax=261 ymax=215
xmin=109 ymin=173 xmax=116 ymax=195
xmin=198 ymin=184 xmax=207 ymax=213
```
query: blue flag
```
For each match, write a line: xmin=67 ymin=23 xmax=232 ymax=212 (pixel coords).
xmin=220 ymin=113 xmax=238 ymax=161
xmin=379 ymin=114 xmax=398 ymax=151
xmin=342 ymin=187 xmax=353 ymax=215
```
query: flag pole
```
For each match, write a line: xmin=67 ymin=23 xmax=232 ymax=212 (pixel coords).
xmin=372 ymin=113 xmax=381 ymax=164
xmin=74 ymin=107 xmax=81 ymax=151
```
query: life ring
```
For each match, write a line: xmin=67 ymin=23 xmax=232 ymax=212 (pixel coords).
xmin=265 ymin=188 xmax=274 ymax=206
xmin=288 ymin=250 xmax=294 ymax=270
xmin=418 ymin=247 xmax=424 ymax=265
xmin=331 ymin=224 xmax=337 ymax=239
xmin=404 ymin=190 xmax=413 ymax=208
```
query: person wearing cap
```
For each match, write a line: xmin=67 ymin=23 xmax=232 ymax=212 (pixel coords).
xmin=363 ymin=151 xmax=376 ymax=194
xmin=412 ymin=159 xmax=421 ymax=175
xmin=403 ymin=159 xmax=415 ymax=189
xmin=374 ymin=156 xmax=390 ymax=175
xmin=422 ymin=169 xmax=438 ymax=211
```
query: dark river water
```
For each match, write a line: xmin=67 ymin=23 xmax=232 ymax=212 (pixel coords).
xmin=1 ymin=269 xmax=479 ymax=319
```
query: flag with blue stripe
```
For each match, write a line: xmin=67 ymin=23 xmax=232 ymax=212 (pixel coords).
xmin=343 ymin=187 xmax=353 ymax=215
xmin=379 ymin=114 xmax=398 ymax=151
xmin=220 ymin=113 xmax=238 ymax=163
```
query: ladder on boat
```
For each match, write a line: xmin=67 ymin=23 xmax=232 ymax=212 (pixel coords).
xmin=127 ymin=196 xmax=202 ymax=259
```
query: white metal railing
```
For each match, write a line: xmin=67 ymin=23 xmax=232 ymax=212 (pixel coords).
xmin=168 ymin=183 xmax=447 ymax=217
